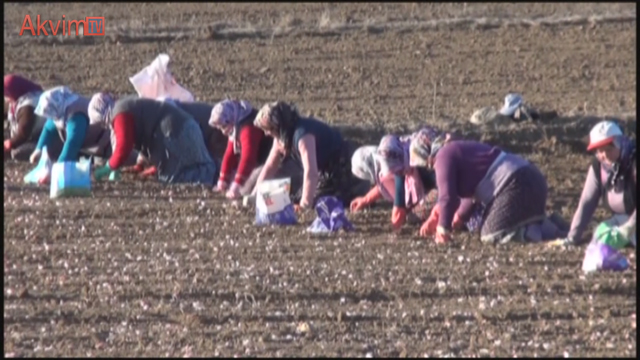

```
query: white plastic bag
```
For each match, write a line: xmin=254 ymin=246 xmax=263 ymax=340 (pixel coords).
xmin=50 ymin=158 xmax=92 ymax=199
xmin=255 ymin=178 xmax=297 ymax=226
xmin=24 ymin=147 xmax=52 ymax=184
xmin=129 ymin=53 xmax=195 ymax=103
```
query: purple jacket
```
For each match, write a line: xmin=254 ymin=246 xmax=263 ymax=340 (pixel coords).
xmin=434 ymin=141 xmax=503 ymax=230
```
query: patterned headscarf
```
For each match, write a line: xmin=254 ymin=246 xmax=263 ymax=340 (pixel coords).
xmin=254 ymin=101 xmax=300 ymax=155
xmin=88 ymin=92 xmax=117 ymax=127
xmin=409 ymin=126 xmax=448 ymax=167
xmin=210 ymin=99 xmax=254 ymax=154
xmin=34 ymin=86 xmax=80 ymax=122
xmin=351 ymin=145 xmax=382 ymax=185
xmin=377 ymin=135 xmax=410 ymax=174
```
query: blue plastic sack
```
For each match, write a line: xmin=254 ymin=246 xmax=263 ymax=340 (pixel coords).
xmin=50 ymin=158 xmax=92 ymax=199
xmin=24 ymin=147 xmax=52 ymax=184
xmin=254 ymin=178 xmax=297 ymax=226
xmin=307 ymin=196 xmax=355 ymax=234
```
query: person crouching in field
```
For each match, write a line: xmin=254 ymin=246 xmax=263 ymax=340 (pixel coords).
xmin=28 ymin=86 xmax=112 ymax=184
xmin=252 ymin=101 xmax=366 ymax=210
xmin=4 ymin=74 xmax=63 ymax=161
xmin=88 ymin=93 xmax=218 ymax=185
xmin=563 ymin=120 xmax=636 ymax=247
xmin=208 ymin=99 xmax=283 ymax=200
xmin=351 ymin=142 xmax=438 ymax=222
xmin=408 ymin=129 xmax=568 ymax=244
xmin=373 ymin=128 xmax=467 ymax=231
xmin=350 ymin=141 xmax=483 ymax=232
xmin=163 ymin=99 xmax=228 ymax=163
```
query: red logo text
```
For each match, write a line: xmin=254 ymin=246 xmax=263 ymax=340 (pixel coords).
xmin=19 ymin=15 xmax=105 ymax=36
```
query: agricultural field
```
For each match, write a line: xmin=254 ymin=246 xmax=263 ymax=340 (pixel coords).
xmin=3 ymin=3 xmax=637 ymax=357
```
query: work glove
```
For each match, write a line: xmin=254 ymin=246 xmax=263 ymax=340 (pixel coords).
xmin=108 ymin=170 xmax=122 ymax=182
xmin=225 ymin=182 xmax=242 ymax=199
xmin=121 ymin=163 xmax=145 ymax=174
xmin=94 ymin=163 xmax=113 ymax=181
xmin=350 ymin=186 xmax=383 ymax=212
xmin=391 ymin=206 xmax=407 ymax=231
xmin=140 ymin=166 xmax=157 ymax=178
xmin=36 ymin=172 xmax=50 ymax=185
xmin=420 ymin=204 xmax=440 ymax=237
xmin=29 ymin=149 xmax=42 ymax=164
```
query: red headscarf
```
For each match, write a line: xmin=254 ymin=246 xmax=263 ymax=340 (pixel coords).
xmin=4 ymin=74 xmax=43 ymax=103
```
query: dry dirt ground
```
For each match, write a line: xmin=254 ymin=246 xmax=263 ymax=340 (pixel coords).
xmin=3 ymin=3 xmax=637 ymax=357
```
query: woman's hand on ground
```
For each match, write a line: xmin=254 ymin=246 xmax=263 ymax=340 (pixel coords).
xmin=29 ymin=149 xmax=42 ymax=164
xmin=225 ymin=183 xmax=242 ymax=199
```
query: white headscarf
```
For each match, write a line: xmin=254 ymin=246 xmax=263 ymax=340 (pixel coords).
xmin=34 ymin=86 xmax=79 ymax=121
xmin=351 ymin=145 xmax=383 ymax=185
xmin=210 ymin=99 xmax=254 ymax=154
xmin=88 ymin=92 xmax=116 ymax=127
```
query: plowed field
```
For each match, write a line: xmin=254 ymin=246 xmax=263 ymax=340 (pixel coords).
xmin=4 ymin=3 xmax=637 ymax=357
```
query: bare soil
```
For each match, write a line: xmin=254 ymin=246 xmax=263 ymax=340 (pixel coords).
xmin=3 ymin=3 xmax=637 ymax=357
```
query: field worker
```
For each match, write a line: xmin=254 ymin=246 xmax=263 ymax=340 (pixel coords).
xmin=164 ymin=99 xmax=228 ymax=162
xmin=351 ymin=142 xmax=437 ymax=220
xmin=4 ymin=74 xmax=64 ymax=161
xmin=374 ymin=128 xmax=473 ymax=231
xmin=563 ymin=121 xmax=636 ymax=247
xmin=88 ymin=93 xmax=218 ymax=185
xmin=207 ymin=99 xmax=277 ymax=199
xmin=351 ymin=142 xmax=483 ymax=231
xmin=28 ymin=86 xmax=111 ymax=183
xmin=408 ymin=130 xmax=567 ymax=244
xmin=252 ymin=101 xmax=365 ymax=209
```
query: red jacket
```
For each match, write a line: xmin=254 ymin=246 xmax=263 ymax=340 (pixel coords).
xmin=219 ymin=125 xmax=266 ymax=186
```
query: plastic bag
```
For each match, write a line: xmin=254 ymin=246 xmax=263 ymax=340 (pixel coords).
xmin=593 ymin=221 xmax=629 ymax=250
xmin=582 ymin=222 xmax=630 ymax=274
xmin=307 ymin=196 xmax=355 ymax=234
xmin=24 ymin=147 xmax=52 ymax=184
xmin=129 ymin=53 xmax=195 ymax=103
xmin=582 ymin=242 xmax=629 ymax=274
xmin=255 ymin=178 xmax=297 ymax=226
xmin=50 ymin=158 xmax=92 ymax=199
